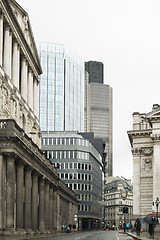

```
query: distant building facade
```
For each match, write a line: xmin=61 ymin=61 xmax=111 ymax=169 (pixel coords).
xmin=0 ymin=0 xmax=78 ymax=236
xmin=85 ymin=61 xmax=113 ymax=178
xmin=41 ymin=131 xmax=103 ymax=230
xmin=104 ymin=177 xmax=133 ymax=229
xmin=128 ymin=104 xmax=160 ymax=219
xmin=37 ymin=42 xmax=84 ymax=132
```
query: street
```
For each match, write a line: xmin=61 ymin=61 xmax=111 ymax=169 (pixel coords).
xmin=30 ymin=230 xmax=133 ymax=240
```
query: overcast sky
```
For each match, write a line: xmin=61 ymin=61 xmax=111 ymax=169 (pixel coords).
xmin=17 ymin=0 xmax=160 ymax=179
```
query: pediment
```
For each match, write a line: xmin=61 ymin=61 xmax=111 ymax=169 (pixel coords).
xmin=2 ymin=0 xmax=41 ymax=74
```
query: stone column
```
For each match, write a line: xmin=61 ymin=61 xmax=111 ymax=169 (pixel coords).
xmin=152 ymin=133 xmax=160 ymax=201
xmin=24 ymin=166 xmax=32 ymax=233
xmin=39 ymin=177 xmax=45 ymax=233
xmin=132 ymin=148 xmax=141 ymax=216
xmin=9 ymin=29 xmax=12 ymax=79
xmin=12 ymin=39 xmax=20 ymax=89
xmin=56 ymin=193 xmax=61 ymax=231
xmin=3 ymin=24 xmax=10 ymax=76
xmin=5 ymin=153 xmax=15 ymax=232
xmin=32 ymin=171 xmax=39 ymax=232
xmin=21 ymin=56 xmax=28 ymax=102
xmin=45 ymin=181 xmax=50 ymax=232
xmin=0 ymin=154 xmax=5 ymax=231
xmin=69 ymin=202 xmax=73 ymax=224
xmin=16 ymin=161 xmax=24 ymax=232
xmin=53 ymin=189 xmax=57 ymax=230
xmin=28 ymin=68 xmax=33 ymax=109
xmin=0 ymin=11 xmax=3 ymax=66
xmin=33 ymin=78 xmax=38 ymax=117
xmin=49 ymin=186 xmax=53 ymax=231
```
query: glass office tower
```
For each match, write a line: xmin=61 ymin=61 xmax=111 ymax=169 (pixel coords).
xmin=37 ymin=42 xmax=84 ymax=132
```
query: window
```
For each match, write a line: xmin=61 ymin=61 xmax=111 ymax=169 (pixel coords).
xmin=78 ymin=163 xmax=81 ymax=169
xmin=61 ymin=173 xmax=64 ymax=179
xmin=69 ymin=174 xmax=72 ymax=179
xmin=74 ymin=163 xmax=77 ymax=169
xmin=74 ymin=184 xmax=77 ymax=190
xmin=69 ymin=163 xmax=72 ymax=169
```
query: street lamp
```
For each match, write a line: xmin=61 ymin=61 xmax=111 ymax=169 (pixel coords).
xmin=156 ymin=197 xmax=159 ymax=224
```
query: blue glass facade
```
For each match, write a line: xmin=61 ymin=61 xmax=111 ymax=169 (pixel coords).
xmin=37 ymin=42 xmax=84 ymax=132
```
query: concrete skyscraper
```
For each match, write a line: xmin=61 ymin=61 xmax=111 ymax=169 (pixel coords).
xmin=37 ymin=42 xmax=84 ymax=132
xmin=85 ymin=61 xmax=113 ymax=178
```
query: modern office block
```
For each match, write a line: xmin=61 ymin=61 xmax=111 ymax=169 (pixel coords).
xmin=41 ymin=131 xmax=103 ymax=230
xmin=37 ymin=42 xmax=84 ymax=132
xmin=85 ymin=61 xmax=113 ymax=178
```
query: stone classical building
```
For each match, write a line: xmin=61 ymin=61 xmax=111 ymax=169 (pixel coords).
xmin=104 ymin=177 xmax=133 ymax=229
xmin=128 ymin=104 xmax=160 ymax=219
xmin=0 ymin=0 xmax=78 ymax=236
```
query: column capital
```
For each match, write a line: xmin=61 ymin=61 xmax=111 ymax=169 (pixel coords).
xmin=16 ymin=159 xmax=25 ymax=167
xmin=0 ymin=9 xmax=4 ymax=18
xmin=25 ymin=165 xmax=32 ymax=173
xmin=131 ymin=147 xmax=142 ymax=156
xmin=151 ymin=133 xmax=160 ymax=142
xmin=4 ymin=152 xmax=15 ymax=160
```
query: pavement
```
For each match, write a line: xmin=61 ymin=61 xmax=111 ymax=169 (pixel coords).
xmin=0 ymin=230 xmax=160 ymax=240
xmin=123 ymin=231 xmax=160 ymax=240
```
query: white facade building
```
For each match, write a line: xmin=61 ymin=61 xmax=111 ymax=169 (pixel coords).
xmin=128 ymin=104 xmax=160 ymax=219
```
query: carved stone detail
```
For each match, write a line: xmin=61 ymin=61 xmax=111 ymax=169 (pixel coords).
xmin=132 ymin=147 xmax=142 ymax=156
xmin=142 ymin=158 xmax=152 ymax=172
xmin=142 ymin=148 xmax=153 ymax=156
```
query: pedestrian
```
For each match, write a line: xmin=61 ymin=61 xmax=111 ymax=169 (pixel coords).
xmin=135 ymin=217 xmax=141 ymax=236
xmin=123 ymin=222 xmax=126 ymax=233
xmin=149 ymin=223 xmax=154 ymax=238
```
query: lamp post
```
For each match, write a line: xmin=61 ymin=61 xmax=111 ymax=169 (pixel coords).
xmin=156 ymin=197 xmax=159 ymax=224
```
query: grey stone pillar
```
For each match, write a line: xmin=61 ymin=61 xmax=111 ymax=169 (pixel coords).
xmin=3 ymin=24 xmax=10 ymax=76
xmin=0 ymin=154 xmax=5 ymax=231
xmin=5 ymin=153 xmax=15 ymax=231
xmin=12 ymin=39 xmax=20 ymax=90
xmin=49 ymin=186 xmax=53 ymax=231
xmin=132 ymin=148 xmax=141 ymax=216
xmin=28 ymin=68 xmax=34 ymax=110
xmin=21 ymin=56 xmax=28 ymax=102
xmin=16 ymin=161 xmax=24 ymax=232
xmin=45 ymin=181 xmax=50 ymax=232
xmin=33 ymin=78 xmax=38 ymax=117
xmin=0 ymin=11 xmax=3 ymax=66
xmin=53 ymin=189 xmax=57 ymax=230
xmin=56 ymin=193 xmax=60 ymax=231
xmin=32 ymin=171 xmax=39 ymax=232
xmin=39 ymin=177 xmax=45 ymax=233
xmin=24 ymin=166 xmax=32 ymax=233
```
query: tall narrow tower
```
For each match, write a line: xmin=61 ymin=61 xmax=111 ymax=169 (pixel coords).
xmin=85 ymin=61 xmax=113 ymax=178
